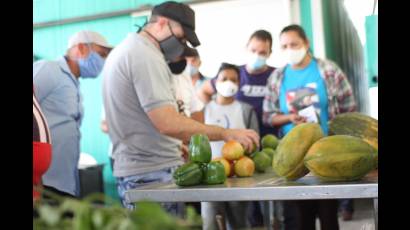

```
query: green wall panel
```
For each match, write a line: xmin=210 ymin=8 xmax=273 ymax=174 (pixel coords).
xmin=365 ymin=15 xmax=378 ymax=88
xmin=33 ymin=0 xmax=179 ymax=23
xmin=33 ymin=0 xmax=198 ymax=201
xmin=33 ymin=0 xmax=156 ymax=200
xmin=299 ymin=0 xmax=315 ymax=54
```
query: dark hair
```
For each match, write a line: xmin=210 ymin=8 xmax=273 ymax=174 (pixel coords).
xmin=280 ymin=24 xmax=308 ymax=42
xmin=185 ymin=48 xmax=199 ymax=58
xmin=248 ymin=30 xmax=273 ymax=50
xmin=217 ymin=63 xmax=240 ymax=83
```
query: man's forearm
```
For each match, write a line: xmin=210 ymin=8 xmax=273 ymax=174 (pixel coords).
xmin=191 ymin=111 xmax=204 ymax=123
xmin=148 ymin=106 xmax=225 ymax=142
xmin=271 ymin=114 xmax=291 ymax=127
xmin=169 ymin=113 xmax=225 ymax=142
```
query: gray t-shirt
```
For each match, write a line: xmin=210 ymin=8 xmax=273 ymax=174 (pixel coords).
xmin=102 ymin=33 xmax=183 ymax=177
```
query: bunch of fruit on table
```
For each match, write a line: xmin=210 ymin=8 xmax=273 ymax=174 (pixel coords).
xmin=173 ymin=134 xmax=226 ymax=186
xmin=173 ymin=132 xmax=281 ymax=186
xmin=214 ymin=133 xmax=280 ymax=177
xmin=272 ymin=112 xmax=378 ymax=182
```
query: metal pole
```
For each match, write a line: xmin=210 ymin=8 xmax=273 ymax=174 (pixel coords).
xmin=264 ymin=201 xmax=273 ymax=230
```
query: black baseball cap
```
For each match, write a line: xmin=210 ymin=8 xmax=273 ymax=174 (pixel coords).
xmin=184 ymin=47 xmax=199 ymax=57
xmin=152 ymin=1 xmax=200 ymax=47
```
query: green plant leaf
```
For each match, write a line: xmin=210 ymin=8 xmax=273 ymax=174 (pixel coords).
xmin=38 ymin=204 xmax=61 ymax=226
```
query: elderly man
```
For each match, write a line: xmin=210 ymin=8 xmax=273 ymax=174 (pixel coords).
xmin=33 ymin=30 xmax=112 ymax=197
xmin=102 ymin=1 xmax=259 ymax=211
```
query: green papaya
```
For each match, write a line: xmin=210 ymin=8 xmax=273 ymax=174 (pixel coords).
xmin=273 ymin=123 xmax=324 ymax=180
xmin=304 ymin=135 xmax=378 ymax=181
xmin=328 ymin=112 xmax=378 ymax=151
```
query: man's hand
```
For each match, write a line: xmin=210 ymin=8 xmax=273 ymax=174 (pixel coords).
xmin=180 ymin=144 xmax=189 ymax=162
xmin=101 ymin=120 xmax=109 ymax=133
xmin=289 ymin=114 xmax=307 ymax=125
xmin=221 ymin=129 xmax=260 ymax=153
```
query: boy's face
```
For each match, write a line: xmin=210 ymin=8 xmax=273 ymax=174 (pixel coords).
xmin=247 ymin=37 xmax=271 ymax=58
xmin=186 ymin=56 xmax=201 ymax=68
xmin=217 ymin=69 xmax=239 ymax=86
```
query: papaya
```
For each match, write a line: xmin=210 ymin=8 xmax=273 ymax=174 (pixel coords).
xmin=189 ymin=134 xmax=212 ymax=163
xmin=304 ymin=135 xmax=378 ymax=181
xmin=273 ymin=123 xmax=324 ymax=180
xmin=328 ymin=112 xmax=378 ymax=151
xmin=305 ymin=135 xmax=376 ymax=159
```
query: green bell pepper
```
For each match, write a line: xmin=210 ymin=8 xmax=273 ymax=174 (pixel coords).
xmin=189 ymin=134 xmax=212 ymax=163
xmin=173 ymin=162 xmax=203 ymax=186
xmin=203 ymin=162 xmax=226 ymax=185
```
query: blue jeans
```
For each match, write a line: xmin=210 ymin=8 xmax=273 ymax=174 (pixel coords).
xmin=339 ymin=199 xmax=354 ymax=212
xmin=201 ymin=201 xmax=250 ymax=230
xmin=116 ymin=166 xmax=183 ymax=215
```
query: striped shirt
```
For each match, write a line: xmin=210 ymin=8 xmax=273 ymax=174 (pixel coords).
xmin=33 ymin=90 xmax=52 ymax=199
xmin=263 ymin=58 xmax=356 ymax=128
xmin=33 ymin=93 xmax=51 ymax=144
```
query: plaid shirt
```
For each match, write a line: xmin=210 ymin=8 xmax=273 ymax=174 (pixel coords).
xmin=262 ymin=58 xmax=356 ymax=128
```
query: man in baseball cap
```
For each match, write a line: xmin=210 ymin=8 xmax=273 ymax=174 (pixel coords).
xmin=151 ymin=1 xmax=200 ymax=47
xmin=33 ymin=30 xmax=112 ymax=197
xmin=140 ymin=1 xmax=200 ymax=62
xmin=67 ymin=30 xmax=113 ymax=49
xmin=102 ymin=0 xmax=259 ymax=213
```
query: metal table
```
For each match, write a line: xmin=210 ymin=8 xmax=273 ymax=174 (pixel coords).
xmin=125 ymin=170 xmax=378 ymax=229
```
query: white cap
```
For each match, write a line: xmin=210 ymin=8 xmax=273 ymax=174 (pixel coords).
xmin=67 ymin=30 xmax=113 ymax=49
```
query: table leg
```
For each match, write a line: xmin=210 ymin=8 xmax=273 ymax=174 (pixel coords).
xmin=264 ymin=201 xmax=274 ymax=230
xmin=373 ymin=198 xmax=378 ymax=230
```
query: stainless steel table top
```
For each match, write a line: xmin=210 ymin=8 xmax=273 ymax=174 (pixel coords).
xmin=125 ymin=170 xmax=378 ymax=203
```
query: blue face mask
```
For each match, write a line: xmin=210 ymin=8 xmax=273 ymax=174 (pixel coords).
xmin=246 ymin=53 xmax=267 ymax=71
xmin=186 ymin=64 xmax=199 ymax=76
xmin=78 ymin=50 xmax=105 ymax=79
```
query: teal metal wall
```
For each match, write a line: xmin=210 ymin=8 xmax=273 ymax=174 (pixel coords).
xmin=299 ymin=0 xmax=315 ymax=54
xmin=33 ymin=0 xmax=183 ymax=200
xmin=365 ymin=15 xmax=378 ymax=88
xmin=321 ymin=0 xmax=369 ymax=113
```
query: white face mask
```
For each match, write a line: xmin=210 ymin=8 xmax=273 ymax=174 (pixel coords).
xmin=246 ymin=53 xmax=267 ymax=71
xmin=285 ymin=47 xmax=307 ymax=65
xmin=216 ymin=80 xmax=239 ymax=98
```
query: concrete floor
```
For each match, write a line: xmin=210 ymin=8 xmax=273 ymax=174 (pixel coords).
xmin=229 ymin=199 xmax=377 ymax=230
xmin=262 ymin=199 xmax=377 ymax=230
xmin=317 ymin=199 xmax=376 ymax=230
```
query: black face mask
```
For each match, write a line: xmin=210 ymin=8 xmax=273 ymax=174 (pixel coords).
xmin=168 ymin=59 xmax=187 ymax=74
xmin=143 ymin=22 xmax=186 ymax=62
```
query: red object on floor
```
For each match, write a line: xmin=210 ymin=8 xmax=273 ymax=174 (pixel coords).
xmin=33 ymin=141 xmax=52 ymax=199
